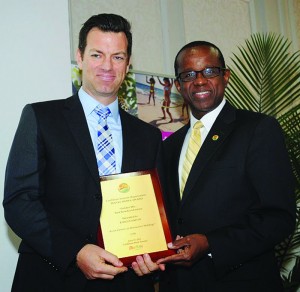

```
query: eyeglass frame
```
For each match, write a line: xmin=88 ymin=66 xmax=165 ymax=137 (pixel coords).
xmin=176 ymin=67 xmax=228 ymax=82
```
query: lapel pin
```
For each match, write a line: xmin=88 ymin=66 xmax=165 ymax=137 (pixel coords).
xmin=212 ymin=135 xmax=219 ymax=141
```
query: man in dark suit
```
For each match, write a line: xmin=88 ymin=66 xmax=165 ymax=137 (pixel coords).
xmin=157 ymin=41 xmax=295 ymax=291
xmin=3 ymin=14 xmax=162 ymax=292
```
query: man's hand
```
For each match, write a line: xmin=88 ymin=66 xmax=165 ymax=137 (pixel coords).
xmin=131 ymin=253 xmax=165 ymax=276
xmin=76 ymin=244 xmax=127 ymax=280
xmin=156 ymin=234 xmax=209 ymax=267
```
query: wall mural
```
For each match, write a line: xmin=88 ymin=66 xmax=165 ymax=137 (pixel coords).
xmin=72 ymin=63 xmax=189 ymax=139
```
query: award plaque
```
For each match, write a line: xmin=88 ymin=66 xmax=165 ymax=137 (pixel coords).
xmin=97 ymin=169 xmax=174 ymax=266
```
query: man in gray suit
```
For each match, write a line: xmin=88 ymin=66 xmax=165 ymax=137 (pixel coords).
xmin=4 ymin=13 xmax=162 ymax=292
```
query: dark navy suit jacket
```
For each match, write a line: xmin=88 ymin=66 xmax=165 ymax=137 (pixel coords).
xmin=160 ymin=101 xmax=295 ymax=292
xmin=4 ymin=94 xmax=162 ymax=292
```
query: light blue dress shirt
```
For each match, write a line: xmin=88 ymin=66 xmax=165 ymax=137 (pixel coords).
xmin=78 ymin=87 xmax=123 ymax=174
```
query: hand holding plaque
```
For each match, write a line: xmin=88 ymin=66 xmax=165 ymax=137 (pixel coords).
xmin=97 ymin=169 xmax=174 ymax=266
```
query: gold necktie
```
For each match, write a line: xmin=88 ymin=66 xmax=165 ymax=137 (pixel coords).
xmin=180 ymin=121 xmax=203 ymax=198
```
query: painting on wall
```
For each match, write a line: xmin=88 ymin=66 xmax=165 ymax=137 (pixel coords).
xmin=71 ymin=64 xmax=188 ymax=139
xmin=71 ymin=63 xmax=138 ymax=117
xmin=135 ymin=72 xmax=188 ymax=139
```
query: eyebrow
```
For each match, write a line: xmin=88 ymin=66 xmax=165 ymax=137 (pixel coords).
xmin=91 ymin=49 xmax=127 ymax=57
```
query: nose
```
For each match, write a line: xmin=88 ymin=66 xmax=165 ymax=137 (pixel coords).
xmin=193 ymin=72 xmax=207 ymax=85
xmin=101 ymin=56 xmax=113 ymax=70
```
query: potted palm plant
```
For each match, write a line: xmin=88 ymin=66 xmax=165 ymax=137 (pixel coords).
xmin=225 ymin=32 xmax=300 ymax=291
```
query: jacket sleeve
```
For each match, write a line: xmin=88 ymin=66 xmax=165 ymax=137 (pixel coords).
xmin=3 ymin=104 xmax=85 ymax=274
xmin=206 ymin=116 xmax=296 ymax=277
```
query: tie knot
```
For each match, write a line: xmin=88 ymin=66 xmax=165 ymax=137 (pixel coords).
xmin=94 ymin=106 xmax=111 ymax=120
xmin=193 ymin=121 xmax=203 ymax=130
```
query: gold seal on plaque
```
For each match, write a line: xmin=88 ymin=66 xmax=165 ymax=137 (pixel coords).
xmin=118 ymin=183 xmax=130 ymax=193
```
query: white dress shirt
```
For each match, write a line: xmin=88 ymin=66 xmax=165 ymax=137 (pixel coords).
xmin=178 ymin=98 xmax=226 ymax=190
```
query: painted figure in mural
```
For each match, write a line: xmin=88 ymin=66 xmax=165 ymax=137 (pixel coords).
xmin=158 ymin=76 xmax=174 ymax=123
xmin=146 ymin=75 xmax=156 ymax=106
xmin=181 ymin=99 xmax=188 ymax=120
xmin=3 ymin=13 xmax=164 ymax=292
xmin=157 ymin=41 xmax=295 ymax=292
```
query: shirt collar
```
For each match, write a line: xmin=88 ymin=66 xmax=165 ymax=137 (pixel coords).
xmin=78 ymin=87 xmax=119 ymax=122
xmin=190 ymin=98 xmax=226 ymax=132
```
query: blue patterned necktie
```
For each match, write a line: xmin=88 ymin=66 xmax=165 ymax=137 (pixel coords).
xmin=94 ymin=106 xmax=116 ymax=175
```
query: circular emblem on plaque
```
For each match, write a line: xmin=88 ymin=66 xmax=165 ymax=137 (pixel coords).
xmin=118 ymin=183 xmax=130 ymax=193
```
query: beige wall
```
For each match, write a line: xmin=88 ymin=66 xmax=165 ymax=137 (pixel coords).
xmin=69 ymin=0 xmax=166 ymax=73
xmin=294 ymin=0 xmax=300 ymax=50
xmin=69 ymin=0 xmax=252 ymax=74
xmin=2 ymin=0 xmax=299 ymax=290
xmin=0 ymin=1 xmax=71 ymax=291
xmin=69 ymin=0 xmax=300 ymax=76
xmin=182 ymin=0 xmax=251 ymax=68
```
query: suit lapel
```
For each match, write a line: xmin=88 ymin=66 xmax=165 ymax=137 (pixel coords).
xmin=62 ymin=95 xmax=99 ymax=185
xmin=119 ymin=108 xmax=137 ymax=172
xmin=181 ymin=102 xmax=236 ymax=203
xmin=169 ymin=125 xmax=189 ymax=203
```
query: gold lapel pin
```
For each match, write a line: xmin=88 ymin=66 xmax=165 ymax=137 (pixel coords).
xmin=212 ymin=135 xmax=219 ymax=141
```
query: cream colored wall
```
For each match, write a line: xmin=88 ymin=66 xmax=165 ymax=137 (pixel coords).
xmin=2 ymin=0 xmax=299 ymax=291
xmin=1 ymin=1 xmax=71 ymax=291
xmin=69 ymin=0 xmax=253 ymax=75
xmin=69 ymin=0 xmax=166 ymax=73
xmin=69 ymin=0 xmax=300 ymax=76
xmin=182 ymin=0 xmax=251 ymax=67
xmin=293 ymin=0 xmax=300 ymax=50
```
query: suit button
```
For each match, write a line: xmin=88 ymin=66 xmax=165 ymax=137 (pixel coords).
xmin=177 ymin=218 xmax=184 ymax=224
xmin=94 ymin=193 xmax=101 ymax=200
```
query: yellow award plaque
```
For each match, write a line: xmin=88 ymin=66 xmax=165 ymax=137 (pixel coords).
xmin=97 ymin=169 xmax=174 ymax=266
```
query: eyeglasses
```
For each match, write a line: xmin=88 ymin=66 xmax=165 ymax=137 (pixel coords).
xmin=177 ymin=67 xmax=226 ymax=82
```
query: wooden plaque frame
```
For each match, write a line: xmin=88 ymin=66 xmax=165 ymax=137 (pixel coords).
xmin=97 ymin=169 xmax=174 ymax=266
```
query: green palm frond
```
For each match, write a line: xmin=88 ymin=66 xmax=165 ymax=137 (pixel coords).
xmin=225 ymin=33 xmax=300 ymax=117
xmin=278 ymin=104 xmax=300 ymax=187
xmin=118 ymin=68 xmax=138 ymax=116
xmin=225 ymin=32 xmax=300 ymax=290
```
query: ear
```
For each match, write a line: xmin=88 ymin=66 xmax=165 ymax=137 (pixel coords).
xmin=223 ymin=69 xmax=231 ymax=87
xmin=174 ymin=79 xmax=181 ymax=93
xmin=126 ymin=57 xmax=131 ymax=73
xmin=76 ymin=49 xmax=83 ymax=70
